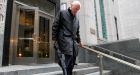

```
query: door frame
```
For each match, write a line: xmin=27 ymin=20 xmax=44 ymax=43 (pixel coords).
xmin=9 ymin=1 xmax=55 ymax=65
xmin=37 ymin=11 xmax=54 ymax=64
xmin=15 ymin=4 xmax=39 ymax=65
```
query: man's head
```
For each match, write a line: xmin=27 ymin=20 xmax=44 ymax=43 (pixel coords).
xmin=70 ymin=1 xmax=81 ymax=15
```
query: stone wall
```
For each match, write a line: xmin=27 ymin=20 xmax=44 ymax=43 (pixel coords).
xmin=0 ymin=0 xmax=7 ymax=66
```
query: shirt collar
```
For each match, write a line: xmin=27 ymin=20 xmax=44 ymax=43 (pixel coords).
xmin=68 ymin=8 xmax=75 ymax=17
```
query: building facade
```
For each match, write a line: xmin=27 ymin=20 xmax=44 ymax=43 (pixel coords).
xmin=0 ymin=0 xmax=121 ymax=66
xmin=0 ymin=0 xmax=7 ymax=66
xmin=60 ymin=0 xmax=121 ymax=44
xmin=0 ymin=0 xmax=60 ymax=66
xmin=118 ymin=0 xmax=140 ymax=40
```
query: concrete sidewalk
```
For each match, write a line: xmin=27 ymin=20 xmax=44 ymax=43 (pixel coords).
xmin=0 ymin=63 xmax=59 ymax=72
xmin=0 ymin=63 xmax=98 ymax=75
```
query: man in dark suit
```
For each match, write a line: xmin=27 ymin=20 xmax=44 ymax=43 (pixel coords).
xmin=52 ymin=1 xmax=82 ymax=75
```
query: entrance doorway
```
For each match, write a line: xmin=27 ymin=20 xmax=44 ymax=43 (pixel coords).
xmin=10 ymin=2 xmax=54 ymax=65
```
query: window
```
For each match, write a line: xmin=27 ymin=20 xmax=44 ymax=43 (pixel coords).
xmin=112 ymin=0 xmax=114 ymax=3
xmin=114 ymin=16 xmax=119 ymax=40
xmin=61 ymin=3 xmax=67 ymax=10
xmin=0 ymin=14 xmax=4 ymax=22
xmin=0 ymin=14 xmax=2 ymax=21
xmin=99 ymin=0 xmax=107 ymax=40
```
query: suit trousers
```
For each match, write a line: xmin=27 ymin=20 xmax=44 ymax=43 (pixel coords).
xmin=64 ymin=54 xmax=76 ymax=75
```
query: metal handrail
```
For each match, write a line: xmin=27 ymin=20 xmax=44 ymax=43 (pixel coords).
xmin=93 ymin=45 xmax=138 ymax=61
xmin=83 ymin=46 xmax=140 ymax=71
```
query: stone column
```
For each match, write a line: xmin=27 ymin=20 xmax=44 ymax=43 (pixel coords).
xmin=0 ymin=0 xmax=8 ymax=66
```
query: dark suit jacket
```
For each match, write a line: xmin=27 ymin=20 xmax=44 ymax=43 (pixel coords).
xmin=52 ymin=9 xmax=81 ymax=55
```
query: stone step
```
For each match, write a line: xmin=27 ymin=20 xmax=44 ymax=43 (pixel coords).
xmin=34 ymin=66 xmax=99 ymax=75
xmin=86 ymin=70 xmax=110 ymax=75
xmin=74 ymin=63 xmax=96 ymax=69
xmin=0 ymin=63 xmax=97 ymax=75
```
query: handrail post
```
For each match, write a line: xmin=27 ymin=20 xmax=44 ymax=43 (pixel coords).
xmin=98 ymin=54 xmax=103 ymax=75
xmin=83 ymin=46 xmax=140 ymax=72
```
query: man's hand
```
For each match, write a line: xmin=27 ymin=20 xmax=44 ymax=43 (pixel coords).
xmin=78 ymin=42 xmax=83 ymax=47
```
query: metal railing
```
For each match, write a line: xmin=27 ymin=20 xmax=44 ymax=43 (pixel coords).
xmin=92 ymin=45 xmax=138 ymax=64
xmin=82 ymin=46 xmax=140 ymax=75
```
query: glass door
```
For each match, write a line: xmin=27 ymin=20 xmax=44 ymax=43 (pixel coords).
xmin=14 ymin=5 xmax=39 ymax=64
xmin=11 ymin=1 xmax=55 ymax=65
xmin=36 ymin=12 xmax=54 ymax=64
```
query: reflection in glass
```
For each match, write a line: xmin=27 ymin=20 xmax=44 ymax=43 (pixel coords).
xmin=16 ymin=0 xmax=55 ymax=15
xmin=38 ymin=16 xmax=49 ymax=58
xmin=17 ymin=9 xmax=34 ymax=57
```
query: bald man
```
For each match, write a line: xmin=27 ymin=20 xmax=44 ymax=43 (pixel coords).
xmin=52 ymin=1 xmax=82 ymax=75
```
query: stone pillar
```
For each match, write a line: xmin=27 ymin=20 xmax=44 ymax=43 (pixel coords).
xmin=79 ymin=0 xmax=98 ymax=45
xmin=1 ymin=0 xmax=14 ymax=66
xmin=0 ymin=0 xmax=8 ymax=66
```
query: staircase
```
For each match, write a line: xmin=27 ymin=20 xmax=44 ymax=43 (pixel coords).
xmin=33 ymin=63 xmax=110 ymax=75
xmin=0 ymin=63 xmax=110 ymax=75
